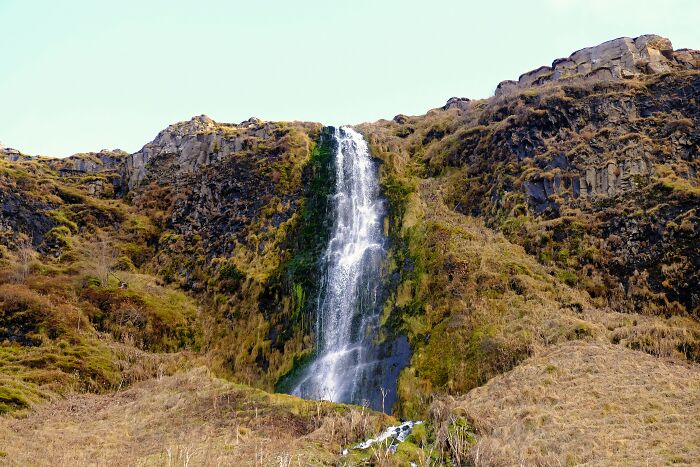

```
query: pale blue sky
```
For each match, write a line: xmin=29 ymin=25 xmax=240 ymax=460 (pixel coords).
xmin=1 ymin=0 xmax=698 ymax=156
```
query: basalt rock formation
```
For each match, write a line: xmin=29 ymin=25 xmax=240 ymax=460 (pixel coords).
xmin=359 ymin=34 xmax=700 ymax=430
xmin=496 ymin=34 xmax=700 ymax=96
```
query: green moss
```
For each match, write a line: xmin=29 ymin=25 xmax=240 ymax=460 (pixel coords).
xmin=0 ymin=336 xmax=123 ymax=415
xmin=284 ymin=129 xmax=336 ymax=291
xmin=380 ymin=174 xmax=415 ymax=229
xmin=47 ymin=209 xmax=78 ymax=233
xmin=114 ymin=255 xmax=135 ymax=272
xmin=556 ymin=269 xmax=579 ymax=286
xmin=273 ymin=127 xmax=336 ymax=389
xmin=44 ymin=226 xmax=72 ymax=246
xmin=81 ymin=276 xmax=201 ymax=353
xmin=0 ymin=384 xmax=31 ymax=414
xmin=567 ymin=321 xmax=593 ymax=339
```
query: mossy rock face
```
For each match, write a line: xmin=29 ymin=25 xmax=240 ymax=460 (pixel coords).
xmin=124 ymin=123 xmax=340 ymax=389
xmin=270 ymin=127 xmax=338 ymax=390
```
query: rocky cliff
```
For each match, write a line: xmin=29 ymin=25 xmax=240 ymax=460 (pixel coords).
xmin=496 ymin=34 xmax=700 ymax=96
xmin=363 ymin=36 xmax=699 ymax=321
xmin=0 ymin=114 xmax=330 ymax=392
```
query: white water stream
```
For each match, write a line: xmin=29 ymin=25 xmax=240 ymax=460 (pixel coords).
xmin=291 ymin=127 xmax=389 ymax=406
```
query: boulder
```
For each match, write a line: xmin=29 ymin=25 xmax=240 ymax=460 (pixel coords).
xmin=442 ymin=97 xmax=471 ymax=111
xmin=495 ymin=80 xmax=517 ymax=97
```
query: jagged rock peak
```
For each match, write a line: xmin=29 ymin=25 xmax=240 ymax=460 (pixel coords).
xmin=240 ymin=117 xmax=262 ymax=126
xmin=495 ymin=34 xmax=700 ymax=96
xmin=160 ymin=114 xmax=218 ymax=136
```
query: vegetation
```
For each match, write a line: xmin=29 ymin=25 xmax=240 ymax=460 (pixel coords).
xmin=0 ymin=367 xmax=393 ymax=465
xmin=0 ymin=158 xmax=202 ymax=415
xmin=353 ymin=69 xmax=700 ymax=463
xmin=371 ymin=174 xmax=700 ymax=420
xmin=438 ymin=341 xmax=700 ymax=465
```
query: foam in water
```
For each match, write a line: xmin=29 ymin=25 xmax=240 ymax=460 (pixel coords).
xmin=291 ymin=127 xmax=408 ymax=411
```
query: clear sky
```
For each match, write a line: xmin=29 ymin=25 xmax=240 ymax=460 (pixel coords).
xmin=1 ymin=0 xmax=698 ymax=157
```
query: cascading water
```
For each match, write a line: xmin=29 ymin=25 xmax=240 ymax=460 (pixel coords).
xmin=291 ymin=127 xmax=409 ymax=412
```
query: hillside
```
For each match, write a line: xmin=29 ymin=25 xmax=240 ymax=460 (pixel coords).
xmin=439 ymin=340 xmax=700 ymax=465
xmin=0 ymin=367 xmax=392 ymax=465
xmin=1 ymin=34 xmax=699 ymax=465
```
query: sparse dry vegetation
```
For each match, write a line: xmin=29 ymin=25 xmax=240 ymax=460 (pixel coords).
xmin=438 ymin=341 xmax=700 ymax=466
xmin=0 ymin=367 xmax=392 ymax=466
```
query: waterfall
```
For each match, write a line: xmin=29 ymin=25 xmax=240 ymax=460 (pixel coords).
xmin=291 ymin=127 xmax=408 ymax=412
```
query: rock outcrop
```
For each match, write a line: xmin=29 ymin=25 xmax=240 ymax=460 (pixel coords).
xmin=0 ymin=147 xmax=32 ymax=162
xmin=442 ymin=97 xmax=471 ymax=111
xmin=124 ymin=115 xmax=291 ymax=189
xmin=51 ymin=149 xmax=128 ymax=174
xmin=496 ymin=35 xmax=700 ymax=96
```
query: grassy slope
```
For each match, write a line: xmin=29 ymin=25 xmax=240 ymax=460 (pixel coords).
xmin=0 ymin=367 xmax=392 ymax=465
xmin=361 ymin=134 xmax=699 ymax=420
xmin=446 ymin=340 xmax=700 ymax=465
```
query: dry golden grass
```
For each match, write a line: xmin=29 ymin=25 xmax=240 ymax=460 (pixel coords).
xmin=0 ymin=367 xmax=391 ymax=466
xmin=443 ymin=340 xmax=700 ymax=466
